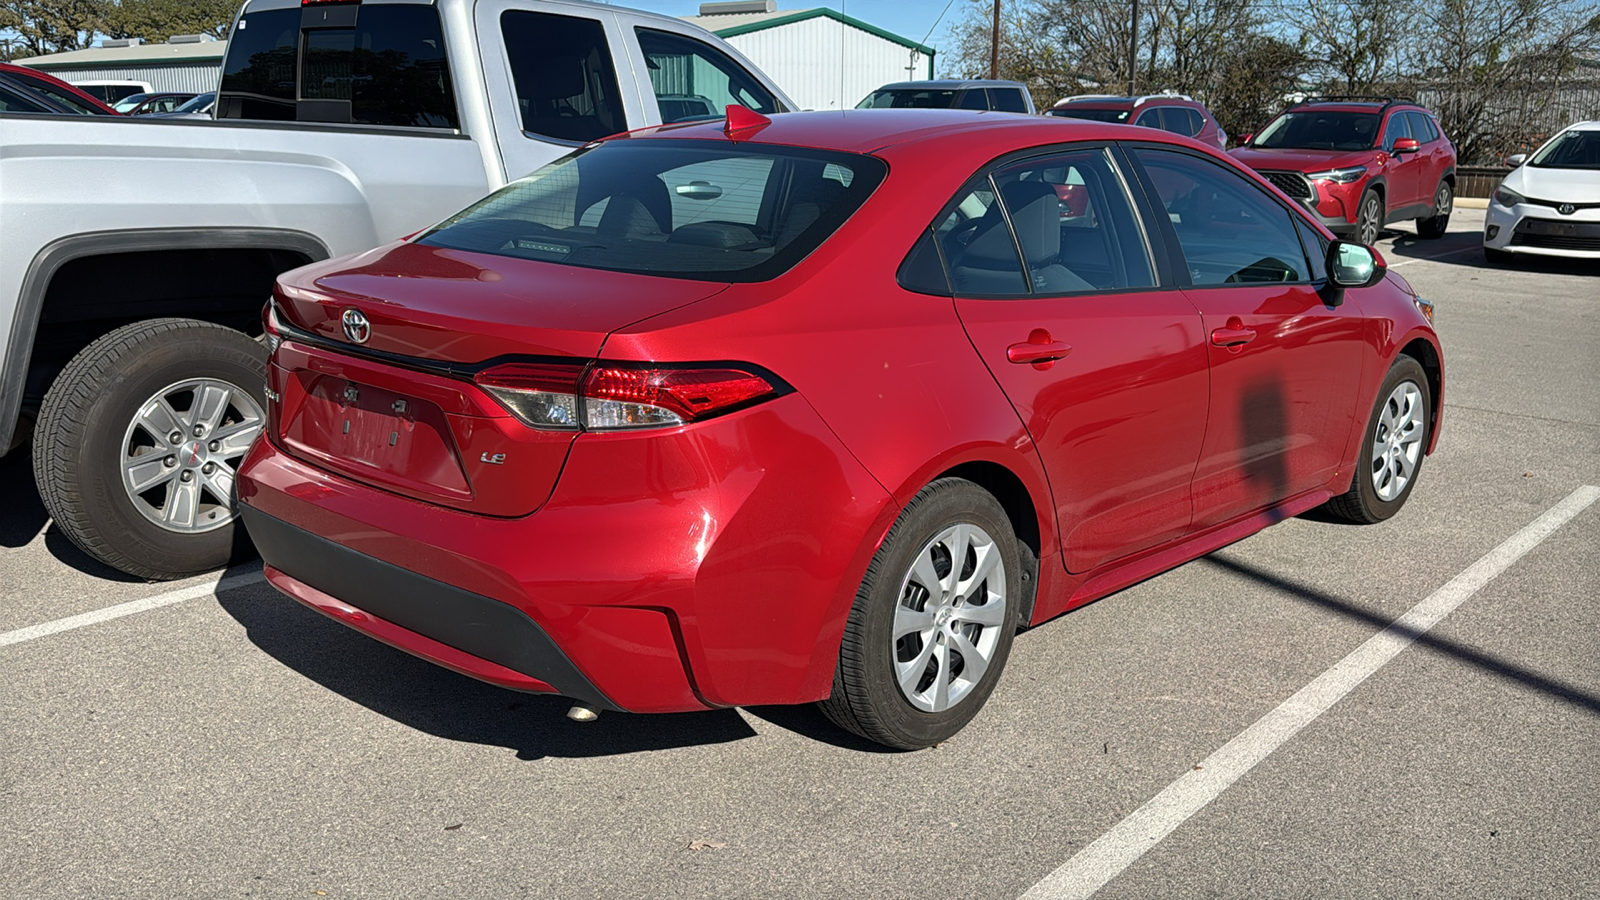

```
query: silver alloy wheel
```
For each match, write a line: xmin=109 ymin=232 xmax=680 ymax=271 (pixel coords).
xmin=1435 ymin=182 xmax=1453 ymax=218
xmin=1370 ymin=380 xmax=1425 ymax=502
xmin=1359 ymin=194 xmax=1382 ymax=245
xmin=120 ymin=378 xmax=265 ymax=533
xmin=892 ymin=523 xmax=1008 ymax=713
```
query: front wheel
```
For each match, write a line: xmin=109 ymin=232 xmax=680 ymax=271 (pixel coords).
xmin=819 ymin=478 xmax=1022 ymax=749
xmin=1356 ymin=189 xmax=1385 ymax=246
xmin=33 ymin=319 xmax=267 ymax=580
xmin=1321 ymin=356 xmax=1431 ymax=524
xmin=1416 ymin=181 xmax=1453 ymax=239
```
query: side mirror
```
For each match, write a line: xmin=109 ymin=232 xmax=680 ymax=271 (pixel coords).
xmin=1504 ymin=153 xmax=1527 ymax=168
xmin=1320 ymin=240 xmax=1385 ymax=306
xmin=1392 ymin=137 xmax=1421 ymax=154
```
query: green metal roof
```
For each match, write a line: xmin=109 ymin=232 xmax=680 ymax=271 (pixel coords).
xmin=707 ymin=8 xmax=935 ymax=58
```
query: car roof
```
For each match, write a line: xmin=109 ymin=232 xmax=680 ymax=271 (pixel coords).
xmin=612 ymin=108 xmax=1176 ymax=155
xmin=872 ymin=80 xmax=1025 ymax=91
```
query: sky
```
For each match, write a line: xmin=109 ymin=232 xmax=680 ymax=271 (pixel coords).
xmin=622 ymin=1 xmax=964 ymax=53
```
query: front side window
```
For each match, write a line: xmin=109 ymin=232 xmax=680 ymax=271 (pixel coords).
xmin=503 ymin=11 xmax=622 ymax=142
xmin=418 ymin=140 xmax=884 ymax=282
xmin=1252 ymin=111 xmax=1379 ymax=151
xmin=12 ymin=73 xmax=97 ymax=114
xmin=1405 ymin=111 xmax=1438 ymax=144
xmin=1133 ymin=148 xmax=1310 ymax=286
xmin=989 ymin=88 xmax=1028 ymax=113
xmin=956 ymin=89 xmax=989 ymax=110
xmin=1382 ymin=111 xmax=1412 ymax=150
xmin=636 ymin=28 xmax=780 ymax=123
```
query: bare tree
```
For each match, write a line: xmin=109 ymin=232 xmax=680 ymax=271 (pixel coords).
xmin=1276 ymin=0 xmax=1420 ymax=94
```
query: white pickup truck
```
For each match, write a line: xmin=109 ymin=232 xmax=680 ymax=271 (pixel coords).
xmin=0 ymin=0 xmax=791 ymax=580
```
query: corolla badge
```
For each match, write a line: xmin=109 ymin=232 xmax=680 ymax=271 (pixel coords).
xmin=341 ymin=308 xmax=371 ymax=344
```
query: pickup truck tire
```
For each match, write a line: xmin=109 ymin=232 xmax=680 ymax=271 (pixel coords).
xmin=32 ymin=319 xmax=267 ymax=580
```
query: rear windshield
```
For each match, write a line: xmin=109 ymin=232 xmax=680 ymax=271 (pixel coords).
xmin=1252 ymin=110 xmax=1379 ymax=151
xmin=1047 ymin=107 xmax=1130 ymax=123
xmin=1530 ymin=129 xmax=1600 ymax=170
xmin=858 ymin=89 xmax=956 ymax=109
xmin=418 ymin=140 xmax=886 ymax=282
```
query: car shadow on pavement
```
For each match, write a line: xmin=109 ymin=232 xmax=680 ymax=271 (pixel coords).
xmin=1387 ymin=228 xmax=1600 ymax=275
xmin=217 ymin=587 xmax=766 ymax=759
xmin=1202 ymin=553 xmax=1600 ymax=714
xmin=0 ymin=448 xmax=143 ymax=581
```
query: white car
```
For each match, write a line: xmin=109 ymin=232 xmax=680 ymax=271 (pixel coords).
xmin=1484 ymin=120 xmax=1600 ymax=263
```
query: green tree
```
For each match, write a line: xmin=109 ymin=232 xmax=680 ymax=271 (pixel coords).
xmin=101 ymin=0 xmax=235 ymax=42
xmin=0 ymin=0 xmax=110 ymax=59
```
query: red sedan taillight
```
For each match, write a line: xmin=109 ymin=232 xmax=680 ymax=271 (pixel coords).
xmin=474 ymin=362 xmax=780 ymax=431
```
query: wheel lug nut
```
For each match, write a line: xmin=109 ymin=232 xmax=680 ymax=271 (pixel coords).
xmin=180 ymin=471 xmax=193 ymax=482
xmin=202 ymin=462 xmax=215 ymax=475
xmin=208 ymin=441 xmax=220 ymax=452
xmin=164 ymin=456 xmax=176 ymax=467
xmin=193 ymin=425 xmax=205 ymax=437
xmin=169 ymin=431 xmax=182 ymax=444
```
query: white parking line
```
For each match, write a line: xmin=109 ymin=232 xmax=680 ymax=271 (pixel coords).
xmin=1020 ymin=484 xmax=1600 ymax=900
xmin=0 ymin=568 xmax=265 ymax=649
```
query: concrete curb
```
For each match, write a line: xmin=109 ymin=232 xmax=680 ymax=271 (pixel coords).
xmin=1456 ymin=197 xmax=1489 ymax=209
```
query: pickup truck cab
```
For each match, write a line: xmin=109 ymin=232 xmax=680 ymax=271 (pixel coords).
xmin=0 ymin=0 xmax=791 ymax=580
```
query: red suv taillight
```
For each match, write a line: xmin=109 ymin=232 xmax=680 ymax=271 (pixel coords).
xmin=474 ymin=362 xmax=780 ymax=432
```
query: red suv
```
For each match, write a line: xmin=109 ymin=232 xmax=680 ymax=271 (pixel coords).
xmin=1047 ymin=93 xmax=1227 ymax=150
xmin=1231 ymin=97 xmax=1455 ymax=245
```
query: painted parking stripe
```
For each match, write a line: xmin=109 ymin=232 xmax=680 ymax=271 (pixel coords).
xmin=1388 ymin=245 xmax=1483 ymax=267
xmin=0 ymin=568 xmax=265 ymax=649
xmin=1021 ymin=484 xmax=1600 ymax=900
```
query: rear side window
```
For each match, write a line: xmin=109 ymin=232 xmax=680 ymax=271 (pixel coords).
xmin=1406 ymin=111 xmax=1439 ymax=144
xmin=988 ymin=88 xmax=1028 ymax=113
xmin=503 ymin=11 xmax=623 ymax=142
xmin=636 ymin=28 xmax=781 ymax=122
xmin=219 ymin=5 xmax=456 ymax=127
xmin=956 ymin=89 xmax=988 ymax=110
xmin=418 ymin=140 xmax=885 ymax=282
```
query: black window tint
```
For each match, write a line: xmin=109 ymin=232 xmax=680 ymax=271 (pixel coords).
xmin=899 ymin=230 xmax=952 ymax=295
xmin=1050 ymin=107 xmax=1131 ymax=123
xmin=418 ymin=140 xmax=884 ymax=283
xmin=1382 ymin=111 xmax=1412 ymax=150
xmin=637 ymin=28 xmax=780 ymax=122
xmin=936 ymin=178 xmax=1028 ymax=295
xmin=858 ymin=88 xmax=955 ymax=108
xmin=1162 ymin=108 xmax=1190 ymax=135
xmin=1295 ymin=216 xmax=1328 ymax=282
xmin=0 ymin=82 xmax=54 ymax=113
xmin=503 ymin=12 xmax=623 ymax=142
xmin=1134 ymin=108 xmax=1160 ymax=128
xmin=218 ymin=7 xmax=299 ymax=120
xmin=349 ymin=6 xmax=456 ymax=127
xmin=1406 ymin=111 xmax=1436 ymax=144
xmin=956 ymin=89 xmax=988 ymax=110
xmin=989 ymin=88 xmax=1027 ymax=113
xmin=1133 ymin=148 xmax=1310 ymax=285
xmin=13 ymin=73 xmax=96 ymax=114
xmin=991 ymin=149 xmax=1155 ymax=294
xmin=1186 ymin=108 xmax=1204 ymax=136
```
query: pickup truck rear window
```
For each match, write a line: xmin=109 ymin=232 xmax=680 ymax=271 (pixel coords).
xmin=219 ymin=5 xmax=457 ymax=129
xmin=417 ymin=140 xmax=886 ymax=282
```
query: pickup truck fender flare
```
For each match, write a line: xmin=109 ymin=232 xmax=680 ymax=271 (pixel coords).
xmin=0 ymin=226 xmax=330 ymax=455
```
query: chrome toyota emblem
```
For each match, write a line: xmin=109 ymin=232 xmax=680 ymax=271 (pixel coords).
xmin=341 ymin=308 xmax=371 ymax=344
xmin=1558 ymin=203 xmax=1576 ymax=215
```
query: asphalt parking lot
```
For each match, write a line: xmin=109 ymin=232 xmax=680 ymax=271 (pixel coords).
xmin=2 ymin=205 xmax=1596 ymax=898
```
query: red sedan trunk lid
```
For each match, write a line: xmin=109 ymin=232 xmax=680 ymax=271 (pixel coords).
xmin=269 ymin=241 xmax=728 ymax=516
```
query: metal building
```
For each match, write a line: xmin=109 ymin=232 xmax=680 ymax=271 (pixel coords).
xmin=684 ymin=2 xmax=934 ymax=111
xmin=15 ymin=37 xmax=224 ymax=95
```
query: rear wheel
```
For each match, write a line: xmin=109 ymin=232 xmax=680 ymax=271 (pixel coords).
xmin=1356 ymin=189 xmax=1384 ymax=245
xmin=1416 ymin=181 xmax=1453 ymax=239
xmin=1321 ymin=356 xmax=1431 ymax=524
xmin=819 ymin=478 xmax=1021 ymax=749
xmin=33 ymin=319 xmax=267 ymax=580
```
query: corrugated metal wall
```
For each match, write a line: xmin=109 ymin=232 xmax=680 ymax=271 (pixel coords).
xmin=724 ymin=18 xmax=929 ymax=111
xmin=44 ymin=63 xmax=220 ymax=95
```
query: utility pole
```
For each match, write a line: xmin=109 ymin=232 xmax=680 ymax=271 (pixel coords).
xmin=989 ymin=0 xmax=1000 ymax=80
xmin=1128 ymin=0 xmax=1139 ymax=96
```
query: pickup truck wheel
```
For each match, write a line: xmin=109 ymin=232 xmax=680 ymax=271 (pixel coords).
xmin=1416 ymin=181 xmax=1453 ymax=239
xmin=33 ymin=319 xmax=267 ymax=580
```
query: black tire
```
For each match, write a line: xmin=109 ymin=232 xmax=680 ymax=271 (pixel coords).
xmin=819 ymin=478 xmax=1022 ymax=749
xmin=1484 ymin=247 xmax=1515 ymax=265
xmin=33 ymin=318 xmax=268 ymax=580
xmin=1356 ymin=189 xmax=1384 ymax=245
xmin=1322 ymin=355 xmax=1431 ymax=524
xmin=1416 ymin=181 xmax=1452 ymax=239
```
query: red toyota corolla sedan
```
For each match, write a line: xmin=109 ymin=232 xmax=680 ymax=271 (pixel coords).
xmin=238 ymin=108 xmax=1442 ymax=750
